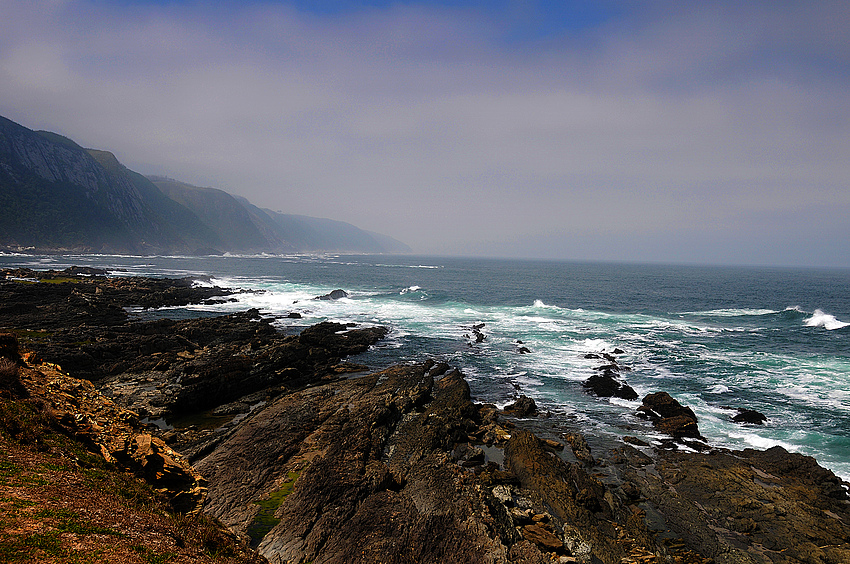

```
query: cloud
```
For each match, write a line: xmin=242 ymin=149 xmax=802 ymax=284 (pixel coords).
xmin=0 ymin=0 xmax=848 ymax=266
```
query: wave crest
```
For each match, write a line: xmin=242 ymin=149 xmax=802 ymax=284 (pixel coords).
xmin=804 ymin=309 xmax=849 ymax=330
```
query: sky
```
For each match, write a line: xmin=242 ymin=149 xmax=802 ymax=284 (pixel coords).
xmin=1 ymin=0 xmax=848 ymax=267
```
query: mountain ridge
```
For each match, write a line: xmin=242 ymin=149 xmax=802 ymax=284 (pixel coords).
xmin=0 ymin=114 xmax=409 ymax=255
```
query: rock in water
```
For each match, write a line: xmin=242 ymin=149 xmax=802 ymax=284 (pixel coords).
xmin=583 ymin=372 xmax=638 ymax=401
xmin=314 ymin=289 xmax=349 ymax=300
xmin=732 ymin=408 xmax=768 ymax=424
xmin=637 ymin=391 xmax=704 ymax=440
xmin=503 ymin=395 xmax=538 ymax=417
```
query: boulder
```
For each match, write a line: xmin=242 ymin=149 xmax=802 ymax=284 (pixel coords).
xmin=564 ymin=433 xmax=594 ymax=466
xmin=637 ymin=392 xmax=704 ymax=440
xmin=583 ymin=373 xmax=638 ymax=401
xmin=522 ymin=522 xmax=567 ymax=554
xmin=314 ymin=289 xmax=348 ymax=300
xmin=638 ymin=391 xmax=696 ymax=420
xmin=504 ymin=395 xmax=538 ymax=417
xmin=732 ymin=408 xmax=768 ymax=425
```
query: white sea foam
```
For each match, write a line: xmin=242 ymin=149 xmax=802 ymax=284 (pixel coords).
xmin=681 ymin=308 xmax=778 ymax=317
xmin=804 ymin=310 xmax=849 ymax=330
xmin=579 ymin=338 xmax=610 ymax=352
xmin=728 ymin=431 xmax=798 ymax=452
xmin=708 ymin=384 xmax=730 ymax=394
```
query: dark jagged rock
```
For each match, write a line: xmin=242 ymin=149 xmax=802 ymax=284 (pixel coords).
xmin=0 ymin=268 xmax=232 ymax=331
xmin=0 ymin=270 xmax=388 ymax=418
xmin=583 ymin=372 xmax=638 ymax=401
xmin=583 ymin=352 xmax=638 ymax=401
xmin=503 ymin=395 xmax=538 ymax=417
xmin=469 ymin=323 xmax=486 ymax=343
xmin=0 ymin=332 xmax=22 ymax=363
xmin=197 ymin=364 xmax=505 ymax=562
xmin=637 ymin=391 xmax=704 ymax=440
xmin=5 ymin=268 xmax=850 ymax=564
xmin=732 ymin=408 xmax=768 ymax=424
xmin=314 ymin=289 xmax=349 ymax=300
xmin=0 ymin=333 xmax=27 ymax=399
xmin=563 ymin=433 xmax=594 ymax=466
xmin=638 ymin=391 xmax=696 ymax=420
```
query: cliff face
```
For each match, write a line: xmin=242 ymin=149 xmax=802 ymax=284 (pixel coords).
xmin=0 ymin=324 xmax=267 ymax=563
xmin=0 ymin=117 xmax=151 ymax=251
xmin=0 ymin=122 xmax=127 ymax=202
xmin=152 ymin=177 xmax=411 ymax=254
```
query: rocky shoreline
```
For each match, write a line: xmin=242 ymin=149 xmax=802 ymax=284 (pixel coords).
xmin=2 ymin=267 xmax=849 ymax=563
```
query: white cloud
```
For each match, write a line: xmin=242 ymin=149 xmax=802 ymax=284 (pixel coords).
xmin=0 ymin=0 xmax=847 ymax=266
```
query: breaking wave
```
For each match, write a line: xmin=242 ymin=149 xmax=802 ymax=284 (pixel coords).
xmin=804 ymin=310 xmax=849 ymax=330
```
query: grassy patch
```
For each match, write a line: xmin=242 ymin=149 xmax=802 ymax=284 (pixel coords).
xmin=35 ymin=507 xmax=123 ymax=536
xmin=39 ymin=277 xmax=79 ymax=284
xmin=9 ymin=328 xmax=53 ymax=342
xmin=81 ymin=464 xmax=164 ymax=511
xmin=0 ymin=496 xmax=36 ymax=510
xmin=246 ymin=470 xmax=300 ymax=547
xmin=171 ymin=512 xmax=240 ymax=559
xmin=0 ymin=531 xmax=65 ymax=561
xmin=0 ymin=397 xmax=57 ymax=449
xmin=131 ymin=544 xmax=176 ymax=564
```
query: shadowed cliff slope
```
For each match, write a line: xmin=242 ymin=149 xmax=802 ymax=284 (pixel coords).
xmin=0 ymin=114 xmax=409 ymax=255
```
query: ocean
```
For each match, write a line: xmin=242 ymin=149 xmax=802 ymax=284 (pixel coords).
xmin=3 ymin=253 xmax=849 ymax=481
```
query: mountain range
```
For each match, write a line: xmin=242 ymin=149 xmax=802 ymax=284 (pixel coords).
xmin=0 ymin=115 xmax=409 ymax=255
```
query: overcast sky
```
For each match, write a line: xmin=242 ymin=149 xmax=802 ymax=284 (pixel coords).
xmin=1 ymin=0 xmax=848 ymax=267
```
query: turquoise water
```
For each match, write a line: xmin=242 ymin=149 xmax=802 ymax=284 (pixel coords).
xmin=3 ymin=253 xmax=849 ymax=480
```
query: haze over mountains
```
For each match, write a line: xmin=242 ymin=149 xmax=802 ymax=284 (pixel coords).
xmin=0 ymin=115 xmax=409 ymax=255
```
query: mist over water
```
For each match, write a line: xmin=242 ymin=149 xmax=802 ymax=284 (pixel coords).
xmin=4 ymin=253 xmax=849 ymax=480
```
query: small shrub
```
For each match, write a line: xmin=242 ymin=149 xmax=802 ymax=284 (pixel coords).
xmin=0 ymin=359 xmax=26 ymax=399
xmin=171 ymin=512 xmax=238 ymax=558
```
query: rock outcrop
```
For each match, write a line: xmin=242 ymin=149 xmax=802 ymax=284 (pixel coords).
xmin=583 ymin=351 xmax=638 ymax=401
xmin=17 ymin=355 xmax=208 ymax=513
xmin=3 ymin=269 xmax=850 ymax=564
xmin=637 ymin=391 xmax=704 ymax=441
xmin=617 ymin=444 xmax=850 ymax=564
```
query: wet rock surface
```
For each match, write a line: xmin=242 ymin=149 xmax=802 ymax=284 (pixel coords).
xmin=582 ymin=350 xmax=638 ymax=401
xmin=637 ymin=391 xmax=705 ymax=442
xmin=618 ymin=445 xmax=850 ymax=564
xmin=3 ymin=268 xmax=850 ymax=564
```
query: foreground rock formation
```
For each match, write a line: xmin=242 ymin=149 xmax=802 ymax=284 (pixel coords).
xmin=0 ymin=330 xmax=266 ymax=562
xmin=2 ymin=267 xmax=849 ymax=564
